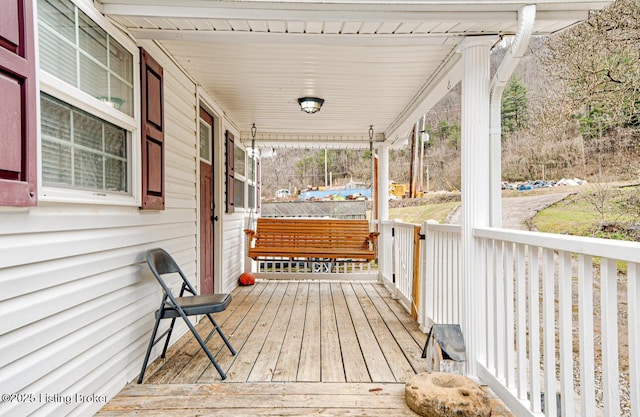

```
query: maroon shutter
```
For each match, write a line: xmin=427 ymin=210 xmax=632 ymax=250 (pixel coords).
xmin=225 ymin=130 xmax=234 ymax=213
xmin=256 ymin=158 xmax=261 ymax=210
xmin=0 ymin=0 xmax=37 ymax=206
xmin=140 ymin=48 xmax=165 ymax=210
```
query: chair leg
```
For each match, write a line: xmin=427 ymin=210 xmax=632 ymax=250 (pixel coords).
xmin=137 ymin=316 xmax=162 ymax=384
xmin=160 ymin=317 xmax=177 ymax=358
xmin=205 ymin=313 xmax=236 ymax=355
xmin=180 ymin=312 xmax=228 ymax=380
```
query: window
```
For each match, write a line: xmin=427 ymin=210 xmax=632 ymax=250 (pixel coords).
xmin=248 ymin=184 xmax=255 ymax=209
xmin=247 ymin=152 xmax=258 ymax=210
xmin=234 ymin=178 xmax=244 ymax=208
xmin=234 ymin=145 xmax=245 ymax=177
xmin=38 ymin=0 xmax=133 ymax=116
xmin=199 ymin=120 xmax=212 ymax=163
xmin=232 ymin=144 xmax=245 ymax=208
xmin=41 ymin=94 xmax=128 ymax=192
xmin=37 ymin=0 xmax=138 ymax=204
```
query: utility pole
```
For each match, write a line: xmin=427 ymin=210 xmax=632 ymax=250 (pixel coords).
xmin=324 ymin=148 xmax=328 ymax=187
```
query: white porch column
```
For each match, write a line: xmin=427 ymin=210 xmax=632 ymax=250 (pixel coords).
xmin=376 ymin=143 xmax=390 ymax=283
xmin=459 ymin=36 xmax=496 ymax=376
xmin=377 ymin=143 xmax=390 ymax=222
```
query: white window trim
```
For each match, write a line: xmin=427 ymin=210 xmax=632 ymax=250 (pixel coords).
xmin=35 ymin=0 xmax=141 ymax=206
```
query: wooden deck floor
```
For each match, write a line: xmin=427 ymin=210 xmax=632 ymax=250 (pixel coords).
xmin=97 ymin=281 xmax=514 ymax=416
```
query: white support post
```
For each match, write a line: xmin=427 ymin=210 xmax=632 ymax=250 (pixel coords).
xmin=459 ymin=36 xmax=496 ymax=377
xmin=376 ymin=143 xmax=390 ymax=283
xmin=377 ymin=143 xmax=390 ymax=222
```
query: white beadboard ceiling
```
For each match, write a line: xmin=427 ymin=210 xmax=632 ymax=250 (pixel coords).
xmin=99 ymin=0 xmax=610 ymax=148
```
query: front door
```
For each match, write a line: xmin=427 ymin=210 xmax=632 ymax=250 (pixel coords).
xmin=199 ymin=107 xmax=215 ymax=294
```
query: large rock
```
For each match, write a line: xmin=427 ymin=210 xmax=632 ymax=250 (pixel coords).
xmin=405 ymin=372 xmax=491 ymax=417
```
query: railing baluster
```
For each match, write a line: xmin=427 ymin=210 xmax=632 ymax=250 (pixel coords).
xmin=601 ymin=258 xmax=620 ymax=416
xmin=516 ymin=243 xmax=527 ymax=400
xmin=486 ymin=238 xmax=496 ymax=373
xmin=542 ymin=248 xmax=557 ymax=416
xmin=505 ymin=241 xmax=515 ymax=389
xmin=558 ymin=251 xmax=575 ymax=417
xmin=578 ymin=254 xmax=596 ymax=416
xmin=528 ymin=245 xmax=541 ymax=413
xmin=453 ymin=231 xmax=461 ymax=325
xmin=496 ymin=240 xmax=505 ymax=381
xmin=628 ymin=262 xmax=639 ymax=417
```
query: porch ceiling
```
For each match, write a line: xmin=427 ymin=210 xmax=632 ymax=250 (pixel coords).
xmin=99 ymin=0 xmax=609 ymax=149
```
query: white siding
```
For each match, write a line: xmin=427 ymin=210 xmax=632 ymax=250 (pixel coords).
xmin=221 ymin=213 xmax=247 ymax=292
xmin=0 ymin=42 xmax=200 ymax=417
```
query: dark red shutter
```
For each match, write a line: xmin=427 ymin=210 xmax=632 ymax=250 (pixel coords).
xmin=256 ymin=158 xmax=261 ymax=210
xmin=0 ymin=0 xmax=37 ymax=206
xmin=140 ymin=48 xmax=165 ymax=210
xmin=225 ymin=130 xmax=234 ymax=213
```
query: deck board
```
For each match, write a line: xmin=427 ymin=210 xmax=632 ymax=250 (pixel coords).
xmin=248 ymin=282 xmax=298 ymax=382
xmin=297 ymin=282 xmax=321 ymax=381
xmin=347 ymin=283 xmax=416 ymax=381
xmin=319 ymin=282 xmax=346 ymax=382
xmin=271 ymin=283 xmax=307 ymax=381
xmin=331 ymin=282 xmax=370 ymax=382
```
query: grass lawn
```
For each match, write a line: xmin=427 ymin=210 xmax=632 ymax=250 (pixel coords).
xmin=385 ymin=184 xmax=639 ymax=241
xmin=533 ymin=185 xmax=640 ymax=240
xmin=388 ymin=201 xmax=459 ymax=224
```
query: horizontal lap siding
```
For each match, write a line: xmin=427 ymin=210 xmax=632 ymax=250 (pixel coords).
xmin=0 ymin=50 xmax=198 ymax=416
xmin=223 ymin=215 xmax=246 ymax=292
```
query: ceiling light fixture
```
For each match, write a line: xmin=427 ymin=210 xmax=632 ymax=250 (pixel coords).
xmin=297 ymin=97 xmax=325 ymax=114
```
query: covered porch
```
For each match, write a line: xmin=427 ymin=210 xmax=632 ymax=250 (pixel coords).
xmin=97 ymin=1 xmax=635 ymax=416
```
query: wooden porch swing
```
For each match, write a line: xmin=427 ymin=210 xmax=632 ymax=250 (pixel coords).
xmin=243 ymin=218 xmax=379 ymax=264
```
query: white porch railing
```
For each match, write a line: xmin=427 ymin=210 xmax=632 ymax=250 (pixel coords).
xmin=251 ymin=258 xmax=375 ymax=280
xmin=410 ymin=221 xmax=639 ymax=416
xmin=473 ymin=227 xmax=639 ymax=417
xmin=419 ymin=220 xmax=463 ymax=331
xmin=378 ymin=220 xmax=421 ymax=315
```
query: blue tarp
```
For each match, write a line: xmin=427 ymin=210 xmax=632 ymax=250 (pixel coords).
xmin=298 ymin=188 xmax=372 ymax=201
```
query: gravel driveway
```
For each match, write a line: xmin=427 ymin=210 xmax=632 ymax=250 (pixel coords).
xmin=446 ymin=192 xmax=573 ymax=230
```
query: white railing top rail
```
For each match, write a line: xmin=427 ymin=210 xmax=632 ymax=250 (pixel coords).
xmin=424 ymin=222 xmax=461 ymax=234
xmin=474 ymin=226 xmax=640 ymax=263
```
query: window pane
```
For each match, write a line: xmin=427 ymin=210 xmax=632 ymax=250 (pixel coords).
xmin=105 ymin=158 xmax=127 ymax=192
xmin=109 ymin=38 xmax=133 ymax=83
xmin=234 ymin=146 xmax=245 ymax=177
xmin=105 ymin=123 xmax=126 ymax=157
xmin=248 ymin=184 xmax=255 ymax=209
xmin=74 ymin=149 xmax=103 ymax=189
xmin=109 ymin=74 xmax=133 ymax=116
xmin=74 ymin=112 xmax=102 ymax=150
xmin=38 ymin=0 xmax=134 ymax=118
xmin=78 ymin=11 xmax=107 ymax=65
xmin=41 ymin=93 xmax=129 ymax=194
xmin=234 ymin=178 xmax=244 ymax=208
xmin=41 ymin=95 xmax=71 ymax=141
xmin=248 ymin=156 xmax=255 ymax=181
xmin=38 ymin=0 xmax=75 ymax=43
xmin=80 ymin=54 xmax=108 ymax=100
xmin=200 ymin=121 xmax=211 ymax=161
xmin=39 ymin=25 xmax=77 ymax=86
xmin=42 ymin=141 xmax=72 ymax=185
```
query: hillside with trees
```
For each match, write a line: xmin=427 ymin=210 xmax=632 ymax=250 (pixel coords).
xmin=261 ymin=0 xmax=640 ymax=198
